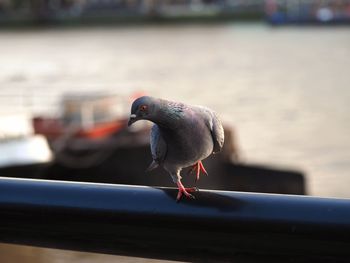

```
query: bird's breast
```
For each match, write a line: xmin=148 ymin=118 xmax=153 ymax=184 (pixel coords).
xmin=161 ymin=118 xmax=213 ymax=168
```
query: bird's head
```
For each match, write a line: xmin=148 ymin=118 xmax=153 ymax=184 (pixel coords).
xmin=128 ymin=96 xmax=156 ymax=126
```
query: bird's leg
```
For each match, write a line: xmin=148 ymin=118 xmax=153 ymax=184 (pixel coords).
xmin=176 ymin=181 xmax=198 ymax=202
xmin=188 ymin=161 xmax=208 ymax=182
xmin=198 ymin=161 xmax=208 ymax=176
xmin=188 ymin=163 xmax=198 ymax=175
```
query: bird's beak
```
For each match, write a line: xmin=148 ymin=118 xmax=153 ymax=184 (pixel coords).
xmin=128 ymin=114 xmax=137 ymax=126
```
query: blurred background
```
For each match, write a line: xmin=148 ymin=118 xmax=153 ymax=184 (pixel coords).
xmin=0 ymin=0 xmax=350 ymax=262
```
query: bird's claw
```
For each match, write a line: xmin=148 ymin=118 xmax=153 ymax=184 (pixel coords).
xmin=192 ymin=187 xmax=199 ymax=192
xmin=189 ymin=161 xmax=208 ymax=183
xmin=176 ymin=182 xmax=198 ymax=202
xmin=176 ymin=191 xmax=196 ymax=202
xmin=188 ymin=194 xmax=196 ymax=200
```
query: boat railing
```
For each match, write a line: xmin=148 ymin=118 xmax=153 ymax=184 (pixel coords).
xmin=0 ymin=177 xmax=349 ymax=261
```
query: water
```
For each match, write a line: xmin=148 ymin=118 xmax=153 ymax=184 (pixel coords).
xmin=0 ymin=21 xmax=350 ymax=263
xmin=0 ymin=23 xmax=349 ymax=199
xmin=0 ymin=243 xmax=177 ymax=263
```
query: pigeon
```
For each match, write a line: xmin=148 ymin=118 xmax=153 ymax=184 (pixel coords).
xmin=128 ymin=96 xmax=224 ymax=201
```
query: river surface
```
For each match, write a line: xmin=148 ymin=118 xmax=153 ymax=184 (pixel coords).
xmin=0 ymin=22 xmax=349 ymax=262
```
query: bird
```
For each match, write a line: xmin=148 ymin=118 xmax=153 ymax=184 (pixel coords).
xmin=128 ymin=96 xmax=224 ymax=201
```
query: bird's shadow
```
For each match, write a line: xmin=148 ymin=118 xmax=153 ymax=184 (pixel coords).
xmin=158 ymin=187 xmax=245 ymax=212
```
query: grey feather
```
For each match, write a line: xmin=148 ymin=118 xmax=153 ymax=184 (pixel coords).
xmin=209 ymin=111 xmax=225 ymax=153
xmin=148 ymin=124 xmax=167 ymax=170
xmin=195 ymin=106 xmax=225 ymax=154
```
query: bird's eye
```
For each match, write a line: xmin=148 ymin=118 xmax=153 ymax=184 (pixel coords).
xmin=140 ymin=105 xmax=148 ymax=112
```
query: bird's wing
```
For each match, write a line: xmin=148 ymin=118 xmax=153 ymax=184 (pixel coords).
xmin=209 ymin=111 xmax=225 ymax=153
xmin=150 ymin=124 xmax=167 ymax=164
xmin=198 ymin=106 xmax=225 ymax=154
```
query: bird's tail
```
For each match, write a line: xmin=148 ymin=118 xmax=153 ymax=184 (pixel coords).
xmin=146 ymin=160 xmax=159 ymax=172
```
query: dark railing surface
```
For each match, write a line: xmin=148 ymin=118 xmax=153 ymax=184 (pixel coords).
xmin=0 ymin=177 xmax=350 ymax=262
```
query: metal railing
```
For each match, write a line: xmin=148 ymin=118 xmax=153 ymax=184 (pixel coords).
xmin=0 ymin=177 xmax=349 ymax=262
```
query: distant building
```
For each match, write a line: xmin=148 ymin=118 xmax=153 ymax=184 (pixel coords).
xmin=266 ymin=0 xmax=350 ymax=24
xmin=0 ymin=0 xmax=264 ymax=23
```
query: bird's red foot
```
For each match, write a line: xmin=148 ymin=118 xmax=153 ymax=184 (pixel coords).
xmin=188 ymin=160 xmax=208 ymax=182
xmin=176 ymin=181 xmax=198 ymax=202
